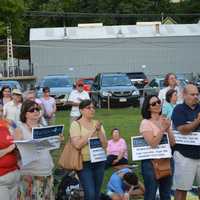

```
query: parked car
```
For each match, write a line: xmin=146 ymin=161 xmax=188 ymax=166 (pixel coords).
xmin=192 ymin=78 xmax=200 ymax=92
xmin=143 ymin=77 xmax=187 ymax=97
xmin=126 ymin=72 xmax=148 ymax=94
xmin=196 ymin=80 xmax=200 ymax=92
xmin=77 ymin=77 xmax=94 ymax=93
xmin=36 ymin=75 xmax=73 ymax=109
xmin=0 ymin=80 xmax=23 ymax=91
xmin=91 ymin=73 xmax=140 ymax=108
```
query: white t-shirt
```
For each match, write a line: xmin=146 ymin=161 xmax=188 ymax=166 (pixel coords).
xmin=40 ymin=97 xmax=56 ymax=116
xmin=158 ymin=86 xmax=183 ymax=104
xmin=3 ymin=101 xmax=22 ymax=124
xmin=68 ymin=90 xmax=90 ymax=117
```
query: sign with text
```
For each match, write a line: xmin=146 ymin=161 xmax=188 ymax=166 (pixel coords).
xmin=88 ymin=137 xmax=106 ymax=163
xmin=32 ymin=125 xmax=64 ymax=139
xmin=131 ymin=134 xmax=171 ymax=161
xmin=173 ymin=130 xmax=200 ymax=145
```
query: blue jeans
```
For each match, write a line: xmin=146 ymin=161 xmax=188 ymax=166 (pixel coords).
xmin=141 ymin=159 xmax=173 ymax=200
xmin=77 ymin=161 xmax=105 ymax=200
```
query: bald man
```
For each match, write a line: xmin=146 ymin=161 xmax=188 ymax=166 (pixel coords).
xmin=172 ymin=84 xmax=200 ymax=200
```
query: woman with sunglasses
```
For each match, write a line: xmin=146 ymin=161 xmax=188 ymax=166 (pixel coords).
xmin=70 ymin=99 xmax=107 ymax=200
xmin=14 ymin=100 xmax=54 ymax=200
xmin=140 ymin=95 xmax=175 ymax=200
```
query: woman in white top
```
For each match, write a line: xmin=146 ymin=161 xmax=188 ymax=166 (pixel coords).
xmin=14 ymin=100 xmax=54 ymax=200
xmin=158 ymin=73 xmax=183 ymax=104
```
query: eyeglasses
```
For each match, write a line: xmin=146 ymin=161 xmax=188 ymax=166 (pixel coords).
xmin=150 ymin=99 xmax=161 ymax=107
xmin=27 ymin=107 xmax=40 ymax=113
xmin=44 ymin=91 xmax=50 ymax=93
xmin=188 ymin=93 xmax=199 ymax=96
xmin=78 ymin=84 xmax=84 ymax=87
xmin=85 ymin=106 xmax=95 ymax=110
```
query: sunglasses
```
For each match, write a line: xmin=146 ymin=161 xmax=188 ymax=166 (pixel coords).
xmin=78 ymin=84 xmax=84 ymax=87
xmin=27 ymin=107 xmax=40 ymax=113
xmin=150 ymin=99 xmax=161 ymax=107
xmin=85 ymin=106 xmax=95 ymax=110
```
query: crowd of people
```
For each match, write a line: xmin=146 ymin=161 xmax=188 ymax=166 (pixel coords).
xmin=0 ymin=73 xmax=200 ymax=200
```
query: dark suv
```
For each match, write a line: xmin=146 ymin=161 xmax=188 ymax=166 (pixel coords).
xmin=91 ymin=73 xmax=140 ymax=108
xmin=126 ymin=72 xmax=148 ymax=94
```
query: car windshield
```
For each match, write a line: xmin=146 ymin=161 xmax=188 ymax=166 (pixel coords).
xmin=41 ymin=78 xmax=72 ymax=88
xmin=159 ymin=79 xmax=187 ymax=88
xmin=0 ymin=82 xmax=20 ymax=90
xmin=127 ymin=73 xmax=146 ymax=79
xmin=102 ymin=75 xmax=132 ymax=87
xmin=83 ymin=79 xmax=94 ymax=85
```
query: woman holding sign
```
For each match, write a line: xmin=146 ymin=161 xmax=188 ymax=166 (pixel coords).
xmin=70 ymin=100 xmax=107 ymax=200
xmin=14 ymin=100 xmax=55 ymax=200
xmin=140 ymin=95 xmax=175 ymax=200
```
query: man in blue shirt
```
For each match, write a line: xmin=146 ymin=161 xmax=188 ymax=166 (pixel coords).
xmin=172 ymin=84 xmax=200 ymax=200
xmin=107 ymin=168 xmax=144 ymax=200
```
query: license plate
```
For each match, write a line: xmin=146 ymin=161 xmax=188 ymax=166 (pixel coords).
xmin=119 ymin=98 xmax=127 ymax=102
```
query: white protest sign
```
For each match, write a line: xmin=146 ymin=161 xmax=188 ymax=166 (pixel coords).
xmin=88 ymin=137 xmax=106 ymax=163
xmin=173 ymin=130 xmax=200 ymax=145
xmin=14 ymin=125 xmax=64 ymax=166
xmin=131 ymin=134 xmax=172 ymax=161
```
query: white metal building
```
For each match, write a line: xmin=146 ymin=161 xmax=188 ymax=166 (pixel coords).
xmin=30 ymin=23 xmax=200 ymax=79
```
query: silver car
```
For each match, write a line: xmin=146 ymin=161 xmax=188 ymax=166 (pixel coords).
xmin=143 ymin=77 xmax=187 ymax=97
xmin=36 ymin=75 xmax=73 ymax=109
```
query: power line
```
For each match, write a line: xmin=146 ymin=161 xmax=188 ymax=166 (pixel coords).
xmin=23 ymin=11 xmax=200 ymax=18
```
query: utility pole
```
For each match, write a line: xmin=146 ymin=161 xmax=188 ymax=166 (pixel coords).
xmin=7 ymin=25 xmax=14 ymax=77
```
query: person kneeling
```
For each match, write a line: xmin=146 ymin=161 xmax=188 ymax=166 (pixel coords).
xmin=107 ymin=168 xmax=144 ymax=200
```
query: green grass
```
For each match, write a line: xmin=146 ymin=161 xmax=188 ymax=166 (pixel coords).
xmin=53 ymin=107 xmax=142 ymax=191
xmin=53 ymin=108 xmax=199 ymax=200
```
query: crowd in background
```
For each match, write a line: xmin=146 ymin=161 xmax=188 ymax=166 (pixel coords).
xmin=0 ymin=72 xmax=200 ymax=200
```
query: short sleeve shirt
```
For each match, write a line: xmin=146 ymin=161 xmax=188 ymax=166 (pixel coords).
xmin=40 ymin=97 xmax=56 ymax=115
xmin=68 ymin=90 xmax=90 ymax=117
xmin=140 ymin=119 xmax=161 ymax=137
xmin=3 ymin=101 xmax=21 ymax=124
xmin=107 ymin=138 xmax=128 ymax=159
xmin=158 ymin=86 xmax=183 ymax=104
xmin=70 ymin=120 xmax=106 ymax=161
xmin=107 ymin=168 xmax=132 ymax=194
xmin=172 ymin=102 xmax=200 ymax=159
xmin=162 ymin=102 xmax=176 ymax=119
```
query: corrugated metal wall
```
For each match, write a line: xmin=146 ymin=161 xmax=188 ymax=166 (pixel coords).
xmin=30 ymin=36 xmax=200 ymax=80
